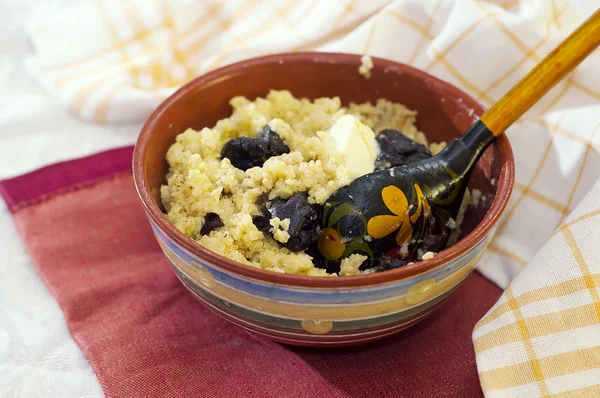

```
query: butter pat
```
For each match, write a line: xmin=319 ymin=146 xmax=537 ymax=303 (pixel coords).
xmin=318 ymin=115 xmax=378 ymax=176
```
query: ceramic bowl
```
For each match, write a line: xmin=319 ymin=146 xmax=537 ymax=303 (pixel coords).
xmin=133 ymin=52 xmax=514 ymax=347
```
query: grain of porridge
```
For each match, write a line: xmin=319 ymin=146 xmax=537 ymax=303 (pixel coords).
xmin=359 ymin=55 xmax=374 ymax=78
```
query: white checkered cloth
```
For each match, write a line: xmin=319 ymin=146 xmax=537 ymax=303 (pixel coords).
xmin=23 ymin=0 xmax=600 ymax=396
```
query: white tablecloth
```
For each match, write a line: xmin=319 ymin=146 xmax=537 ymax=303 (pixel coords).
xmin=0 ymin=1 xmax=131 ymax=396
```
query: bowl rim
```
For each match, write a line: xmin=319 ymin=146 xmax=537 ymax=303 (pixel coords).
xmin=133 ymin=51 xmax=515 ymax=288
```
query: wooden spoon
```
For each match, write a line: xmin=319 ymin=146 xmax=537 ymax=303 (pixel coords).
xmin=317 ymin=8 xmax=600 ymax=271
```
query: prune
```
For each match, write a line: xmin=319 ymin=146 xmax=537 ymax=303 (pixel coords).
xmin=419 ymin=216 xmax=449 ymax=253
xmin=372 ymin=217 xmax=449 ymax=272
xmin=252 ymin=192 xmax=322 ymax=252
xmin=221 ymin=125 xmax=290 ymax=171
xmin=375 ymin=129 xmax=431 ymax=170
xmin=375 ymin=256 xmax=409 ymax=272
xmin=306 ymin=245 xmax=332 ymax=272
xmin=221 ymin=137 xmax=268 ymax=171
xmin=251 ymin=209 xmax=272 ymax=233
xmin=270 ymin=193 xmax=322 ymax=252
xmin=258 ymin=125 xmax=289 ymax=155
xmin=200 ymin=212 xmax=224 ymax=235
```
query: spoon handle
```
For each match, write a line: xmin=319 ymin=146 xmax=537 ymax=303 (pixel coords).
xmin=480 ymin=8 xmax=600 ymax=136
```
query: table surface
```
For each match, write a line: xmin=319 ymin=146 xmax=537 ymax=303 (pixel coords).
xmin=0 ymin=1 xmax=138 ymax=396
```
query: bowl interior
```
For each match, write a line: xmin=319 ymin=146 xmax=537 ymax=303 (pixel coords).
xmin=136 ymin=52 xmax=511 ymax=284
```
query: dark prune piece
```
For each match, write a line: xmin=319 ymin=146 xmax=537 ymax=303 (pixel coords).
xmin=325 ymin=261 xmax=341 ymax=275
xmin=375 ymin=256 xmax=409 ymax=272
xmin=252 ymin=214 xmax=271 ymax=233
xmin=419 ymin=217 xmax=449 ymax=253
xmin=306 ymin=245 xmax=331 ymax=271
xmin=258 ymin=125 xmax=289 ymax=155
xmin=221 ymin=125 xmax=290 ymax=171
xmin=375 ymin=129 xmax=431 ymax=170
xmin=420 ymin=232 xmax=448 ymax=253
xmin=221 ymin=137 xmax=269 ymax=171
xmin=267 ymin=192 xmax=322 ymax=252
xmin=200 ymin=212 xmax=224 ymax=235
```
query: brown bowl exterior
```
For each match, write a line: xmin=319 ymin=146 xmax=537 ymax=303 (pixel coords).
xmin=133 ymin=52 xmax=514 ymax=346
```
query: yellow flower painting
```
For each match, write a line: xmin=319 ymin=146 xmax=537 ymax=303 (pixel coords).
xmin=366 ymin=184 xmax=429 ymax=247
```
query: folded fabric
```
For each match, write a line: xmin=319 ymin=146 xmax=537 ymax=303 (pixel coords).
xmin=474 ymin=179 xmax=600 ymax=397
xmin=19 ymin=0 xmax=600 ymax=395
xmin=0 ymin=147 xmax=502 ymax=398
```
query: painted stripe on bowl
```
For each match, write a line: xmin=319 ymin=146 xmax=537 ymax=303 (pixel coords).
xmin=193 ymin=293 xmax=444 ymax=346
xmin=151 ymin=219 xmax=492 ymax=304
xmin=184 ymin=283 xmax=445 ymax=340
xmin=160 ymin=238 xmax=479 ymax=321
xmin=172 ymin=259 xmax=463 ymax=332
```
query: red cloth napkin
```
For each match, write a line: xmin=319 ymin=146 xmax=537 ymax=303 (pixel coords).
xmin=1 ymin=147 xmax=502 ymax=398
